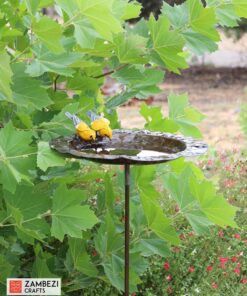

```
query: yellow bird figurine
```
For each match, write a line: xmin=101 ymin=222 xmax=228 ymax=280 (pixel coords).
xmin=65 ymin=112 xmax=96 ymax=141
xmin=87 ymin=110 xmax=112 ymax=139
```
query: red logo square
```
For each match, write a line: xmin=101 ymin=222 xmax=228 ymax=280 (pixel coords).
xmin=9 ymin=280 xmax=22 ymax=294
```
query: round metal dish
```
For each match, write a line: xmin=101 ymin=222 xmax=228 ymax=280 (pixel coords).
xmin=49 ymin=129 xmax=207 ymax=165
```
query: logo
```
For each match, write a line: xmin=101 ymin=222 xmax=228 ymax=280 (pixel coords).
xmin=7 ymin=278 xmax=61 ymax=295
xmin=9 ymin=280 xmax=22 ymax=294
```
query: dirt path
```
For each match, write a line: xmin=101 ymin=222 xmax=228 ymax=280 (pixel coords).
xmin=118 ymin=67 xmax=247 ymax=151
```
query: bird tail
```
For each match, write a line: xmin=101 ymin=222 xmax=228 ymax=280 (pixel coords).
xmin=65 ymin=112 xmax=81 ymax=126
xmin=86 ymin=110 xmax=101 ymax=122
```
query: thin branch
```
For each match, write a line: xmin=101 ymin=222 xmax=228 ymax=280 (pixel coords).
xmin=93 ymin=64 xmax=128 ymax=79
xmin=53 ymin=75 xmax=60 ymax=92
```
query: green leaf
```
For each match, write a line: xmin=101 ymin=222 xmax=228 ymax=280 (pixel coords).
xmin=3 ymin=184 xmax=51 ymax=241
xmin=104 ymin=173 xmax=115 ymax=215
xmin=56 ymin=0 xmax=123 ymax=42
xmin=168 ymin=93 xmax=203 ymax=138
xmin=106 ymin=91 xmax=137 ymax=109
xmin=33 ymin=16 xmax=64 ymax=53
xmin=140 ymin=103 xmax=179 ymax=133
xmin=0 ymin=52 xmax=13 ymax=102
xmin=162 ymin=2 xmax=189 ymax=29
xmin=183 ymin=31 xmax=218 ymax=55
xmin=188 ymin=0 xmax=220 ymax=41
xmin=113 ymin=33 xmax=147 ymax=64
xmin=37 ymin=141 xmax=65 ymax=172
xmin=133 ymin=238 xmax=171 ymax=257
xmin=140 ymin=191 xmax=179 ymax=245
xmin=0 ymin=255 xmax=13 ymax=284
xmin=148 ymin=15 xmax=188 ymax=73
xmin=135 ymin=166 xmax=179 ymax=245
xmin=190 ymin=179 xmax=238 ymax=228
xmin=233 ymin=0 xmax=247 ymax=17
xmin=24 ymin=0 xmax=41 ymax=15
xmin=67 ymin=237 xmax=98 ymax=277
xmin=51 ymin=185 xmax=98 ymax=241
xmin=0 ymin=122 xmax=36 ymax=193
xmin=94 ymin=213 xmax=123 ymax=257
xmin=12 ymin=63 xmax=52 ymax=110
xmin=32 ymin=247 xmax=57 ymax=277
xmin=121 ymin=2 xmax=141 ymax=20
xmin=26 ymin=44 xmax=81 ymax=77
xmin=216 ymin=4 xmax=240 ymax=27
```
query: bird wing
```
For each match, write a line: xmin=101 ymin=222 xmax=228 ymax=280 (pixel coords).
xmin=86 ymin=110 xmax=101 ymax=122
xmin=65 ymin=112 xmax=81 ymax=126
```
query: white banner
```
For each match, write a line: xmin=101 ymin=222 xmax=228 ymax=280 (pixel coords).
xmin=7 ymin=278 xmax=61 ymax=295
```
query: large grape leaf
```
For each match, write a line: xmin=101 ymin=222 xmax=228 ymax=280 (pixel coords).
xmin=11 ymin=63 xmax=52 ymax=110
xmin=190 ymin=178 xmax=238 ymax=228
xmin=33 ymin=16 xmax=64 ymax=53
xmin=56 ymin=0 xmax=123 ymax=45
xmin=67 ymin=238 xmax=98 ymax=277
xmin=148 ymin=15 xmax=188 ymax=73
xmin=0 ymin=122 xmax=36 ymax=193
xmin=37 ymin=141 xmax=65 ymax=172
xmin=188 ymin=0 xmax=220 ymax=41
xmin=183 ymin=32 xmax=218 ymax=55
xmin=168 ymin=93 xmax=204 ymax=138
xmin=113 ymin=33 xmax=148 ymax=64
xmin=0 ymin=52 xmax=13 ymax=102
xmin=135 ymin=166 xmax=179 ymax=245
xmin=51 ymin=185 xmax=98 ymax=241
xmin=94 ymin=213 xmax=123 ymax=257
xmin=26 ymin=44 xmax=82 ymax=77
xmin=3 ymin=184 xmax=51 ymax=242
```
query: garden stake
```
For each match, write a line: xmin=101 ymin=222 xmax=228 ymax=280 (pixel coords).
xmin=124 ymin=164 xmax=130 ymax=296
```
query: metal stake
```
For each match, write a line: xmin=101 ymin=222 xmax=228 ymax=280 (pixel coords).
xmin=124 ymin=164 xmax=130 ymax=296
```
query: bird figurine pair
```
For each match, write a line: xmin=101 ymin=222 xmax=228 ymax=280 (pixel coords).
xmin=65 ymin=111 xmax=112 ymax=142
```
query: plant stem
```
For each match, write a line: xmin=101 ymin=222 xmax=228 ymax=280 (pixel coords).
xmin=93 ymin=64 xmax=128 ymax=79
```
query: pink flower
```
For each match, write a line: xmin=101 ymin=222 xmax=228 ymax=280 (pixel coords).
xmin=166 ymin=287 xmax=172 ymax=294
xmin=241 ymin=277 xmax=247 ymax=284
xmin=211 ymin=282 xmax=218 ymax=289
xmin=219 ymin=257 xmax=228 ymax=269
xmin=231 ymin=256 xmax=238 ymax=263
xmin=175 ymin=205 xmax=180 ymax=213
xmin=218 ymin=230 xmax=224 ymax=238
xmin=207 ymin=160 xmax=213 ymax=166
xmin=163 ymin=262 xmax=170 ymax=271
xmin=131 ymin=293 xmax=136 ymax=296
xmin=234 ymin=233 xmax=241 ymax=240
xmin=223 ymin=179 xmax=235 ymax=188
xmin=179 ymin=233 xmax=185 ymax=240
xmin=188 ymin=232 xmax=194 ymax=237
xmin=207 ymin=265 xmax=213 ymax=272
xmin=233 ymin=267 xmax=241 ymax=275
xmin=188 ymin=266 xmax=195 ymax=273
xmin=166 ymin=275 xmax=172 ymax=282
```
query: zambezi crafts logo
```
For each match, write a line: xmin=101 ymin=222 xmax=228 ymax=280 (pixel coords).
xmin=7 ymin=278 xmax=61 ymax=295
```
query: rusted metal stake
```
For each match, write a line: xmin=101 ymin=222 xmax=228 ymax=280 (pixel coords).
xmin=124 ymin=164 xmax=130 ymax=296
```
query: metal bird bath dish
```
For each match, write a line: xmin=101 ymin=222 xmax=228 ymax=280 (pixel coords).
xmin=50 ymin=129 xmax=207 ymax=296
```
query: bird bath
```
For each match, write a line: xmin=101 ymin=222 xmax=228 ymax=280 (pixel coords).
xmin=50 ymin=129 xmax=207 ymax=295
